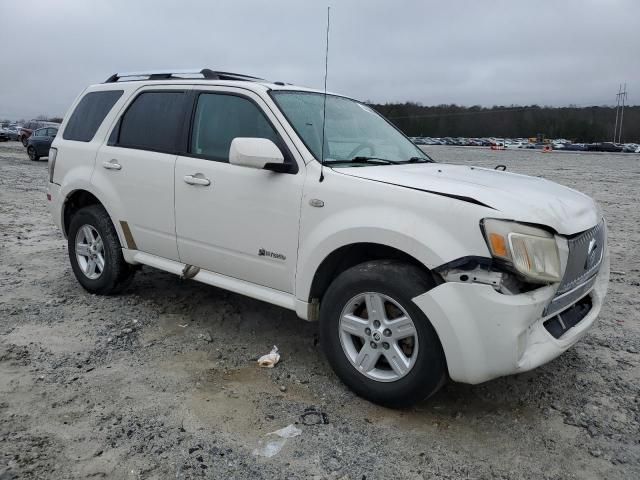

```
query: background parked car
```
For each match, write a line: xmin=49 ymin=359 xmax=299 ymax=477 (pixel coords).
xmin=586 ymin=142 xmax=623 ymax=152
xmin=19 ymin=120 xmax=60 ymax=146
xmin=0 ymin=128 xmax=9 ymax=142
xmin=26 ymin=127 xmax=58 ymax=161
xmin=4 ymin=126 xmax=21 ymax=140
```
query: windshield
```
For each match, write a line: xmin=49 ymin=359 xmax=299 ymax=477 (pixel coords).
xmin=271 ymin=91 xmax=431 ymax=165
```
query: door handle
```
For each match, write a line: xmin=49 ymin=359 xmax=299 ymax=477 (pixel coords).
xmin=183 ymin=174 xmax=211 ymax=186
xmin=102 ymin=160 xmax=122 ymax=170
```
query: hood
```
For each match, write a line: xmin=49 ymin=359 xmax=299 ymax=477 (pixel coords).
xmin=337 ymin=163 xmax=599 ymax=235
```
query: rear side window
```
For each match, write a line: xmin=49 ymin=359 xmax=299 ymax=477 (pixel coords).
xmin=116 ymin=91 xmax=186 ymax=153
xmin=63 ymin=90 xmax=123 ymax=142
xmin=190 ymin=93 xmax=280 ymax=162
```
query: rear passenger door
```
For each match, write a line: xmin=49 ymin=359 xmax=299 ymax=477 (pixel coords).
xmin=41 ymin=128 xmax=57 ymax=155
xmin=30 ymin=128 xmax=45 ymax=149
xmin=174 ymin=88 xmax=305 ymax=293
xmin=92 ymin=87 xmax=190 ymax=261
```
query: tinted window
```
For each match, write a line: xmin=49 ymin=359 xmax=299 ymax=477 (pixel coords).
xmin=63 ymin=90 xmax=123 ymax=142
xmin=190 ymin=93 xmax=279 ymax=162
xmin=107 ymin=119 xmax=120 ymax=145
xmin=117 ymin=91 xmax=186 ymax=152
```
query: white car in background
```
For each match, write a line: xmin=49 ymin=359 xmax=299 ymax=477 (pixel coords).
xmin=47 ymin=69 xmax=609 ymax=407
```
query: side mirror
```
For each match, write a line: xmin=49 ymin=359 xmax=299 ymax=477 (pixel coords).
xmin=229 ymin=137 xmax=288 ymax=172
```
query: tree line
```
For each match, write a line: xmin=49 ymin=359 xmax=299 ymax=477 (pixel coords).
xmin=1 ymin=115 xmax=64 ymax=127
xmin=369 ymin=103 xmax=640 ymax=143
xmin=3 ymin=106 xmax=638 ymax=143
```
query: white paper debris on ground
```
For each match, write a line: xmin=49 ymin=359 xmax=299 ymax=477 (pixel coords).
xmin=257 ymin=345 xmax=280 ymax=368
xmin=270 ymin=424 xmax=302 ymax=438
xmin=252 ymin=424 xmax=302 ymax=458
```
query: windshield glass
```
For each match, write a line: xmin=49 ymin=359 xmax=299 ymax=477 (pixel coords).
xmin=271 ymin=91 xmax=431 ymax=165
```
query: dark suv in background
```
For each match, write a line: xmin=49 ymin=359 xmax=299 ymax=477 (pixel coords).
xmin=26 ymin=127 xmax=58 ymax=161
xmin=19 ymin=120 xmax=60 ymax=146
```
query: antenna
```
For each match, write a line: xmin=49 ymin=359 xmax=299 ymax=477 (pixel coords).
xmin=319 ymin=6 xmax=330 ymax=182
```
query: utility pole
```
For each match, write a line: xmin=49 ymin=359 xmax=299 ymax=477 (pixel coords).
xmin=613 ymin=83 xmax=628 ymax=144
xmin=613 ymin=84 xmax=621 ymax=143
xmin=617 ymin=83 xmax=627 ymax=144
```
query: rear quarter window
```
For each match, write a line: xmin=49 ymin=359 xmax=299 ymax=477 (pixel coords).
xmin=63 ymin=90 xmax=123 ymax=142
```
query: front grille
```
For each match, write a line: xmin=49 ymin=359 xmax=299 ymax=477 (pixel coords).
xmin=557 ymin=220 xmax=606 ymax=295
xmin=543 ymin=219 xmax=605 ymax=317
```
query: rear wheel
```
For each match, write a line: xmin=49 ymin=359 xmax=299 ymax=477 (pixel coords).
xmin=21 ymin=136 xmax=28 ymax=147
xmin=68 ymin=205 xmax=135 ymax=294
xmin=320 ymin=260 xmax=447 ymax=408
xmin=27 ymin=146 xmax=39 ymax=161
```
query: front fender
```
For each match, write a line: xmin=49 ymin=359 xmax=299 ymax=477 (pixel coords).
xmin=295 ymin=203 xmax=490 ymax=301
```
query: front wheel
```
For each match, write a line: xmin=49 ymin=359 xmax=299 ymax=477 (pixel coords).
xmin=68 ymin=205 xmax=135 ymax=294
xmin=27 ymin=146 xmax=39 ymax=161
xmin=320 ymin=260 xmax=447 ymax=408
xmin=21 ymin=136 xmax=28 ymax=147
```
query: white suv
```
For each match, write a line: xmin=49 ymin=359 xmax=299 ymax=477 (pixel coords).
xmin=47 ymin=69 xmax=609 ymax=407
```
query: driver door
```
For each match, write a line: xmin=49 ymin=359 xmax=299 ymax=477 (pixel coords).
xmin=174 ymin=88 xmax=305 ymax=293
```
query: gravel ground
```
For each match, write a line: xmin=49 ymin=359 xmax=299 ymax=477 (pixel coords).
xmin=1 ymin=141 xmax=639 ymax=479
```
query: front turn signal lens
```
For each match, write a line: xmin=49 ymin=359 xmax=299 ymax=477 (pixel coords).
xmin=489 ymin=233 xmax=508 ymax=258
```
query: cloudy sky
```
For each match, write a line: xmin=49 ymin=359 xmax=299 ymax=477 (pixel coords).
xmin=1 ymin=0 xmax=638 ymax=119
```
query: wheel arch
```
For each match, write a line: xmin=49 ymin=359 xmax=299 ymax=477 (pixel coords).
xmin=62 ymin=188 xmax=126 ymax=247
xmin=306 ymin=242 xmax=442 ymax=304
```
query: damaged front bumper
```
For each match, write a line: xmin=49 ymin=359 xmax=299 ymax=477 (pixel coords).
xmin=412 ymin=249 xmax=609 ymax=384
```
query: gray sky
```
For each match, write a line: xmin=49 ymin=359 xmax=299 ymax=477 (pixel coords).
xmin=1 ymin=0 xmax=638 ymax=119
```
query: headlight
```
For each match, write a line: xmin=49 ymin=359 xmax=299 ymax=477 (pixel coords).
xmin=481 ymin=219 xmax=563 ymax=283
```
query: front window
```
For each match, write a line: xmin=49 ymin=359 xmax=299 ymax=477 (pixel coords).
xmin=271 ymin=91 xmax=431 ymax=166
xmin=190 ymin=93 xmax=280 ymax=162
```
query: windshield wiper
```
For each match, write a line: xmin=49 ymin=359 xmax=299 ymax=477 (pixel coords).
xmin=404 ymin=156 xmax=434 ymax=163
xmin=346 ymin=156 xmax=400 ymax=165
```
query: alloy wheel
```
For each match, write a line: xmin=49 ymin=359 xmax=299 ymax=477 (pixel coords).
xmin=75 ymin=225 xmax=105 ymax=280
xmin=339 ymin=292 xmax=419 ymax=382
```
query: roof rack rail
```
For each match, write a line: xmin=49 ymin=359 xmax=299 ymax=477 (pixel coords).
xmin=104 ymin=69 xmax=265 ymax=83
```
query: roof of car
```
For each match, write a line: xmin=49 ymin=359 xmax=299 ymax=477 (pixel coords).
xmin=88 ymin=68 xmax=345 ymax=98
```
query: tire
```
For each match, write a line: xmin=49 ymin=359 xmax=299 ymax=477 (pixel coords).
xmin=68 ymin=205 xmax=135 ymax=295
xmin=27 ymin=146 xmax=39 ymax=161
xmin=319 ymin=260 xmax=447 ymax=408
xmin=21 ymin=136 xmax=28 ymax=147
